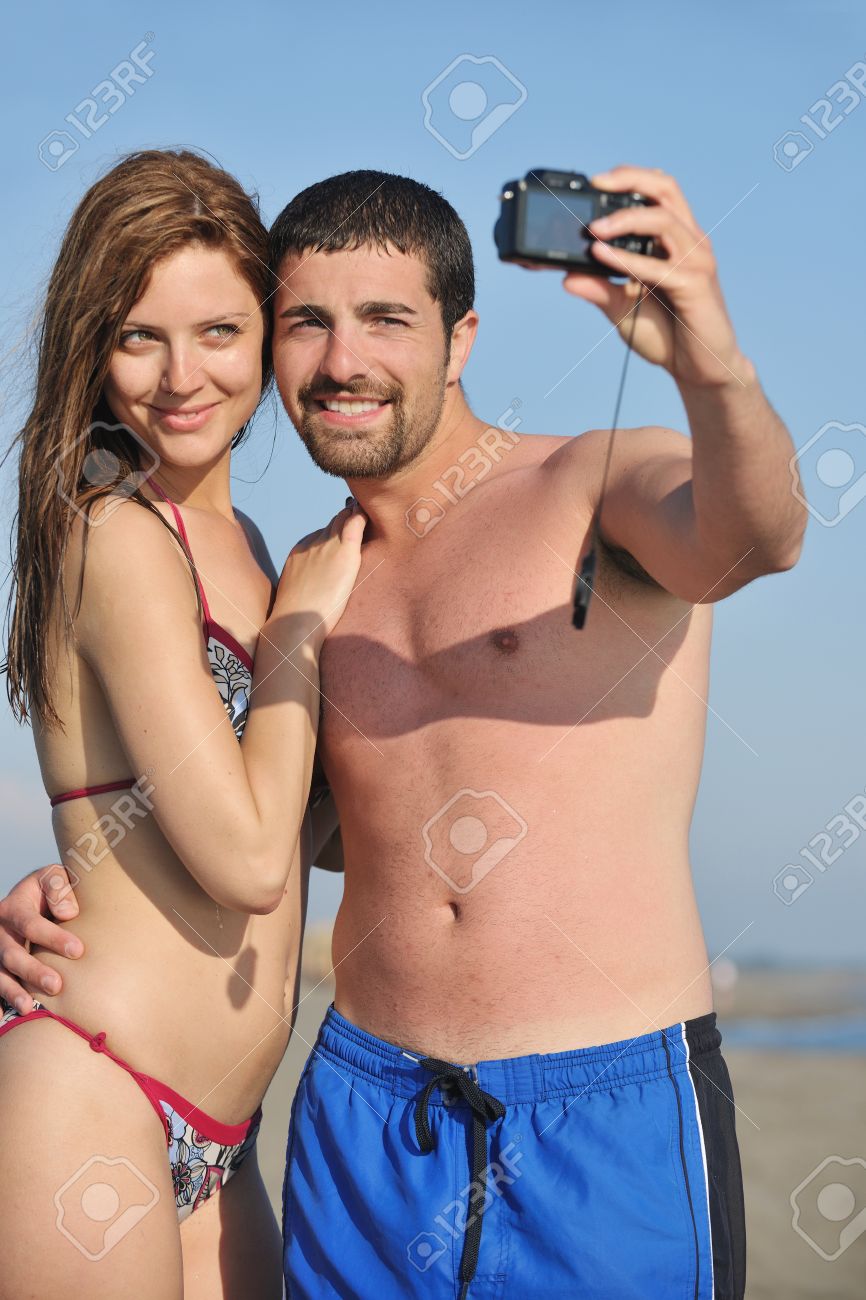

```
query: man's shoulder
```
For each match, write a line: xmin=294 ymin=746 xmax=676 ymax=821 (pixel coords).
xmin=541 ymin=424 xmax=689 ymax=475
xmin=530 ymin=427 xmax=690 ymax=594
xmin=484 ymin=430 xmax=601 ymax=505
xmin=535 ymin=425 xmax=690 ymax=520
xmin=469 ymin=422 xmax=684 ymax=472
xmin=470 ymin=423 xmax=689 ymax=520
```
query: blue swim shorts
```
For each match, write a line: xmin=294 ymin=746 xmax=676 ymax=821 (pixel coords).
xmin=283 ymin=1005 xmax=745 ymax=1299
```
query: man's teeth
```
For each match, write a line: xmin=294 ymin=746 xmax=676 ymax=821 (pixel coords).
xmin=322 ymin=399 xmax=385 ymax=414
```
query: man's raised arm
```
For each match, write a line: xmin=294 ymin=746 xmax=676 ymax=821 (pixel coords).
xmin=543 ymin=164 xmax=807 ymax=603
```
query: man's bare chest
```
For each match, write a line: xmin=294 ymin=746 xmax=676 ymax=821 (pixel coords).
xmin=317 ymin=503 xmax=685 ymax=749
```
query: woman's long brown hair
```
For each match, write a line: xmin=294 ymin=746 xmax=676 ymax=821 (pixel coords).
xmin=2 ymin=148 xmax=274 ymax=729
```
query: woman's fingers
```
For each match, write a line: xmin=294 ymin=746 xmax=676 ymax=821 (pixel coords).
xmin=339 ymin=505 xmax=367 ymax=543
xmin=326 ymin=505 xmax=354 ymax=539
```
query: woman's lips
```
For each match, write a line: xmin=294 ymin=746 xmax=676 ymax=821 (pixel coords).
xmin=151 ymin=402 xmax=219 ymax=432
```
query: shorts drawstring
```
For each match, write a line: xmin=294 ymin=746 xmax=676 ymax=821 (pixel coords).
xmin=413 ymin=1057 xmax=506 ymax=1299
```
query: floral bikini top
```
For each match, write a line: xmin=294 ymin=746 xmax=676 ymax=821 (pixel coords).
xmin=49 ymin=476 xmax=259 ymax=808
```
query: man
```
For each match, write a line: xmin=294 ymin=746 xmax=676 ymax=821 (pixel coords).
xmin=0 ymin=167 xmax=805 ymax=1298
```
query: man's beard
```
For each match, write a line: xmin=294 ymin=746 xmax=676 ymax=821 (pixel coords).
xmin=292 ymin=370 xmax=448 ymax=480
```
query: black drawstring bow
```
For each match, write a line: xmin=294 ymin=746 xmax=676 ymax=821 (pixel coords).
xmin=414 ymin=1057 xmax=506 ymax=1299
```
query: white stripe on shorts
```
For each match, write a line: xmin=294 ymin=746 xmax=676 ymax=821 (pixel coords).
xmin=680 ymin=1021 xmax=715 ymax=1300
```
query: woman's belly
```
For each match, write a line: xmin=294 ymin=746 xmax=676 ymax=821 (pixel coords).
xmin=32 ymin=836 xmax=305 ymax=1123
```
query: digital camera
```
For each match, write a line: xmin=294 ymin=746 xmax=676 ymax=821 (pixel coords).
xmin=494 ymin=168 xmax=666 ymax=276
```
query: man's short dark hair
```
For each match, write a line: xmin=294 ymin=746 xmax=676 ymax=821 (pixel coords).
xmin=269 ymin=170 xmax=475 ymax=337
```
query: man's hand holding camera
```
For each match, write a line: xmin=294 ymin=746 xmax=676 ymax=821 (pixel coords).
xmin=500 ymin=163 xmax=807 ymax=602
xmin=568 ymin=164 xmax=755 ymax=391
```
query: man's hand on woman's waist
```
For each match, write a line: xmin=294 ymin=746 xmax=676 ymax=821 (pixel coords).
xmin=0 ymin=867 xmax=82 ymax=1012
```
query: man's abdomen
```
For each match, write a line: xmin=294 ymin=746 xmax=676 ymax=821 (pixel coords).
xmin=330 ymin=712 xmax=713 ymax=1062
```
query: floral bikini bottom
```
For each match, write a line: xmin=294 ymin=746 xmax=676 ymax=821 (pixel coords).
xmin=0 ymin=998 xmax=261 ymax=1221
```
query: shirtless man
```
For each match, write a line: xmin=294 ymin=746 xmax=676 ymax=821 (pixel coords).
xmin=0 ymin=166 xmax=805 ymax=1298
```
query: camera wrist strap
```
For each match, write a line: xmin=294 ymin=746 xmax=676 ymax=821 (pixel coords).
xmin=572 ymin=283 xmax=650 ymax=629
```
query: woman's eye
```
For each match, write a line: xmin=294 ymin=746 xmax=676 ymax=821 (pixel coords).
xmin=119 ymin=324 xmax=241 ymax=346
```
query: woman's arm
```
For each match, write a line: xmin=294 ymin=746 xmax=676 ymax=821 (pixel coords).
xmin=71 ymin=497 xmax=363 ymax=914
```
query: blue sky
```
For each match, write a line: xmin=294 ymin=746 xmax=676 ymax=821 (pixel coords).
xmin=1 ymin=1 xmax=864 ymax=962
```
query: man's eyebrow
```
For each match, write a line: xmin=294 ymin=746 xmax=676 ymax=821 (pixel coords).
xmin=358 ymin=301 xmax=418 ymax=317
xmin=278 ymin=302 xmax=418 ymax=320
xmin=279 ymin=304 xmax=328 ymax=320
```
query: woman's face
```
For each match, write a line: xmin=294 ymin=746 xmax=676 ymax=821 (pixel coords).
xmin=104 ymin=244 xmax=265 ymax=466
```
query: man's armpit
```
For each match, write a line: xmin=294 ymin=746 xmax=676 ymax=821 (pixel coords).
xmin=597 ymin=532 xmax=663 ymax=590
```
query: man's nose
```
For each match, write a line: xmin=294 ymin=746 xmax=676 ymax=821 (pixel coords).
xmin=319 ymin=328 xmax=371 ymax=387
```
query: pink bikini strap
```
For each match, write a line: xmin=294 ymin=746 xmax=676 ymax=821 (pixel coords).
xmin=49 ymin=777 xmax=136 ymax=808
xmin=0 ymin=1007 xmax=171 ymax=1145
xmin=143 ymin=472 xmax=213 ymax=625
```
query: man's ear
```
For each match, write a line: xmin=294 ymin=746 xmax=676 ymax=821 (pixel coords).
xmin=446 ymin=310 xmax=479 ymax=386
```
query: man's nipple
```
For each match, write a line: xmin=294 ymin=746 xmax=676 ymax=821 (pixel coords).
xmin=491 ymin=628 xmax=520 ymax=654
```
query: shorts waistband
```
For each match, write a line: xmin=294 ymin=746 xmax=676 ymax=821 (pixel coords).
xmin=312 ymin=1005 xmax=721 ymax=1105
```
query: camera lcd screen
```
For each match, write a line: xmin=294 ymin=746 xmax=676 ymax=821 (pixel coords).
xmin=521 ymin=189 xmax=594 ymax=256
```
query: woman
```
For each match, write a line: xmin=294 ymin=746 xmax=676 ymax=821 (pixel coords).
xmin=0 ymin=149 xmax=362 ymax=1298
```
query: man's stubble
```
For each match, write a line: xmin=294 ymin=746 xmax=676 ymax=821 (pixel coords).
xmin=292 ymin=362 xmax=449 ymax=481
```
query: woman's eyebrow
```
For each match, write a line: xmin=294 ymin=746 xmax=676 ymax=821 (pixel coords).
xmin=121 ymin=311 xmax=252 ymax=328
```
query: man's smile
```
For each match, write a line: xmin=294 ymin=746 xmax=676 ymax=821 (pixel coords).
xmin=310 ymin=396 xmax=393 ymax=426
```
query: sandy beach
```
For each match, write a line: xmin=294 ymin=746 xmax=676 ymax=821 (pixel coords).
xmin=258 ymin=962 xmax=866 ymax=1299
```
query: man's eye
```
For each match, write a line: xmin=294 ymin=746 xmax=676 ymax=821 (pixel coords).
xmin=377 ymin=317 xmax=406 ymax=327
xmin=291 ymin=318 xmax=326 ymax=331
